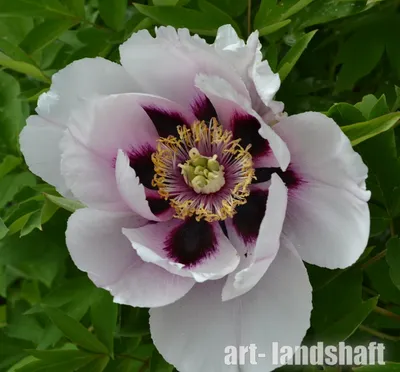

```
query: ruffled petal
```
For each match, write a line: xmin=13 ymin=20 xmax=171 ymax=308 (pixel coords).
xmin=122 ymin=218 xmax=239 ymax=282
xmin=119 ymin=26 xmax=250 ymax=112
xmin=66 ymin=208 xmax=194 ymax=307
xmin=213 ymin=25 xmax=280 ymax=113
xmin=150 ymin=240 xmax=312 ymax=372
xmin=222 ymin=174 xmax=287 ymax=300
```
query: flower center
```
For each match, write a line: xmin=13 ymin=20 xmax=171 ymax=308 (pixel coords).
xmin=152 ymin=119 xmax=255 ymax=222
xmin=179 ymin=148 xmax=225 ymax=194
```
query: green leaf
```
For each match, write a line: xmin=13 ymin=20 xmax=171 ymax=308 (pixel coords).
xmin=76 ymin=356 xmax=110 ymax=372
xmin=198 ymin=0 xmax=240 ymax=37
xmin=258 ymin=19 xmax=291 ymax=37
xmin=293 ymin=0 xmax=367 ymax=29
xmin=119 ymin=307 xmax=150 ymax=337
xmin=0 ymin=172 xmax=36 ymax=209
xmin=369 ymin=95 xmax=390 ymax=119
xmin=28 ymin=349 xmax=93 ymax=362
xmin=255 ymin=0 xmax=314 ymax=30
xmin=354 ymin=363 xmax=400 ymax=371
xmin=16 ymin=355 xmax=96 ymax=372
xmin=386 ymin=34 xmax=400 ymax=80
xmin=277 ymin=30 xmax=317 ymax=81
xmin=326 ymin=103 xmax=365 ymax=125
xmin=355 ymin=94 xmax=379 ymax=119
xmin=0 ymin=230 xmax=66 ymax=287
xmin=0 ymin=71 xmax=29 ymax=149
xmin=0 ymin=52 xmax=49 ymax=82
xmin=20 ymin=210 xmax=43 ymax=237
xmin=98 ymin=0 xmax=127 ymax=32
xmin=150 ymin=349 xmax=174 ymax=372
xmin=20 ymin=19 xmax=78 ymax=55
xmin=44 ymin=193 xmax=84 ymax=212
xmin=365 ymin=259 xmax=400 ymax=306
xmin=0 ymin=218 xmax=9 ymax=239
xmin=341 ymin=112 xmax=400 ymax=146
xmin=44 ymin=307 xmax=109 ymax=354
xmin=64 ymin=0 xmax=85 ymax=18
xmin=0 ymin=0 xmax=75 ymax=18
xmin=336 ymin=29 xmax=385 ymax=93
xmin=386 ymin=237 xmax=400 ymax=291
xmin=90 ymin=290 xmax=118 ymax=355
xmin=134 ymin=3 xmax=230 ymax=36
xmin=0 ymin=155 xmax=22 ymax=178
xmin=153 ymin=0 xmax=179 ymax=5
xmin=317 ymin=297 xmax=379 ymax=344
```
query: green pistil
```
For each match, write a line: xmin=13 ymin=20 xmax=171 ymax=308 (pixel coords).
xmin=179 ymin=148 xmax=225 ymax=194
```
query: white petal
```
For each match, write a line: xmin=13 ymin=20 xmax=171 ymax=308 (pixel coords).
xmin=150 ymin=241 xmax=312 ymax=372
xmin=66 ymin=208 xmax=194 ymax=307
xmin=122 ymin=220 xmax=239 ymax=282
xmin=20 ymin=116 xmax=69 ymax=195
xmin=214 ymin=25 xmax=280 ymax=112
xmin=119 ymin=26 xmax=249 ymax=111
xmin=222 ymin=174 xmax=288 ymax=300
xmin=284 ymin=181 xmax=370 ymax=269
xmin=214 ymin=25 xmax=245 ymax=51
xmin=272 ymin=112 xmax=370 ymax=269
xmin=37 ymin=57 xmax=138 ymax=124
xmin=274 ymin=112 xmax=370 ymax=200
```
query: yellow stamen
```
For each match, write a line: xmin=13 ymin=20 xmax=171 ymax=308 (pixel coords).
xmin=151 ymin=119 xmax=255 ymax=222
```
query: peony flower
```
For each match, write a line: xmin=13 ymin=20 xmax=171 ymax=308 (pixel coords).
xmin=20 ymin=25 xmax=370 ymax=371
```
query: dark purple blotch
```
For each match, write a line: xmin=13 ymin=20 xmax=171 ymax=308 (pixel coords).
xmin=191 ymin=95 xmax=218 ymax=122
xmin=143 ymin=106 xmax=189 ymax=138
xmin=231 ymin=111 xmax=270 ymax=158
xmin=164 ymin=217 xmax=217 ymax=266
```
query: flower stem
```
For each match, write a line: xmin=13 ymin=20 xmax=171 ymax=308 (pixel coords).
xmin=374 ymin=306 xmax=400 ymax=322
xmin=247 ymin=0 xmax=252 ymax=36
xmin=359 ymin=324 xmax=400 ymax=342
xmin=361 ymin=249 xmax=387 ymax=269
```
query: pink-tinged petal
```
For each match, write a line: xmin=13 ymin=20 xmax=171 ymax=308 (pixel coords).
xmin=222 ymin=174 xmax=287 ymax=300
xmin=20 ymin=116 xmax=69 ymax=196
xmin=195 ymin=74 xmax=290 ymax=170
xmin=20 ymin=58 xmax=138 ymax=196
xmin=273 ymin=112 xmax=370 ymax=200
xmin=284 ymin=181 xmax=370 ymax=269
xmin=60 ymin=132 xmax=127 ymax=211
xmin=122 ymin=218 xmax=239 ymax=282
xmin=119 ymin=27 xmax=250 ymax=112
xmin=66 ymin=208 xmax=194 ymax=307
xmin=115 ymin=150 xmax=173 ymax=221
xmin=60 ymin=93 xmax=194 ymax=211
xmin=150 ymin=241 xmax=312 ymax=372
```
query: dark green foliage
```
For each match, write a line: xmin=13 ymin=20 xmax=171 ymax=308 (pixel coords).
xmin=1 ymin=1 xmax=400 ymax=371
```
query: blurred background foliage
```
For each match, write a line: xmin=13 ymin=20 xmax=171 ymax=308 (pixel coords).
xmin=1 ymin=0 xmax=400 ymax=371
